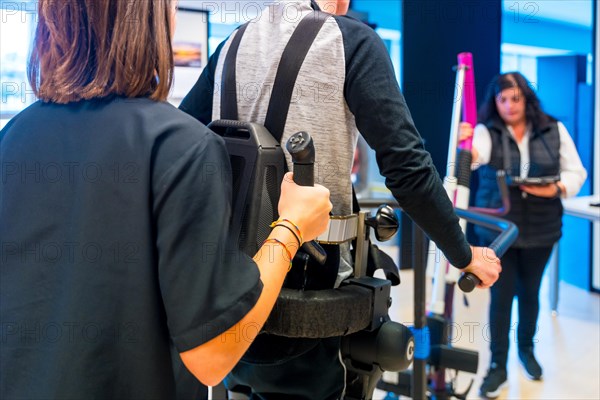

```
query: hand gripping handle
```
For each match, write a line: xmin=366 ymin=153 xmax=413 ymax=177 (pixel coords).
xmin=454 ymin=209 xmax=519 ymax=292
xmin=286 ymin=132 xmax=326 ymax=265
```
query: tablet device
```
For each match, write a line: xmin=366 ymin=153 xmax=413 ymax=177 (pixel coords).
xmin=508 ymin=175 xmax=560 ymax=186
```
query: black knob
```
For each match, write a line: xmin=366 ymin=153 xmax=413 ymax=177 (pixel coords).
xmin=458 ymin=272 xmax=480 ymax=293
xmin=366 ymin=205 xmax=399 ymax=242
xmin=286 ymin=131 xmax=315 ymax=165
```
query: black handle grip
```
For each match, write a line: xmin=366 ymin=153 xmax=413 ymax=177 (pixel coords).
xmin=286 ymin=131 xmax=315 ymax=187
xmin=458 ymin=273 xmax=480 ymax=293
xmin=285 ymin=131 xmax=326 ymax=266
xmin=293 ymin=164 xmax=314 ymax=187
xmin=454 ymin=208 xmax=519 ymax=293
xmin=301 ymin=241 xmax=327 ymax=265
xmin=456 ymin=149 xmax=473 ymax=188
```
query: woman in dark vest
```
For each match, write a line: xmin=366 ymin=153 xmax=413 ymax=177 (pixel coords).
xmin=460 ymin=72 xmax=587 ymax=399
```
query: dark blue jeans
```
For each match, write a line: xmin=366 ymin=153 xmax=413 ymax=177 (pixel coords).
xmin=488 ymin=246 xmax=554 ymax=369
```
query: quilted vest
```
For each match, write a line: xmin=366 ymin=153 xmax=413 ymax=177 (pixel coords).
xmin=474 ymin=121 xmax=563 ymax=248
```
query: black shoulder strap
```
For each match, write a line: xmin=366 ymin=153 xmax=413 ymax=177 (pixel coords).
xmin=352 ymin=186 xmax=361 ymax=214
xmin=220 ymin=23 xmax=249 ymax=120
xmin=264 ymin=11 xmax=330 ymax=141
xmin=220 ymin=12 xmax=330 ymax=138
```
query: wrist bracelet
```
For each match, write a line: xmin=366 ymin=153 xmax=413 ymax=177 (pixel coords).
xmin=262 ymin=238 xmax=293 ymax=272
xmin=272 ymin=224 xmax=302 ymax=247
xmin=270 ymin=218 xmax=303 ymax=244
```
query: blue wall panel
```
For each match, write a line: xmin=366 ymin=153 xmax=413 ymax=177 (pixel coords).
xmin=502 ymin=15 xmax=592 ymax=53
xmin=351 ymin=0 xmax=401 ymax=30
xmin=559 ymin=216 xmax=591 ymax=289
xmin=538 ymin=55 xmax=593 ymax=290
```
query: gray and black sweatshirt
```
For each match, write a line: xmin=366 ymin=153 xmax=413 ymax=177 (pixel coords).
xmin=180 ymin=0 xmax=472 ymax=268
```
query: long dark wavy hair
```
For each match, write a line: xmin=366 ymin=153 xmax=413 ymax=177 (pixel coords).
xmin=478 ymin=72 xmax=556 ymax=132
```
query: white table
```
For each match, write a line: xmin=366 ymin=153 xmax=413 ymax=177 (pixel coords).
xmin=563 ymin=196 xmax=600 ymax=221
xmin=549 ymin=195 xmax=600 ymax=313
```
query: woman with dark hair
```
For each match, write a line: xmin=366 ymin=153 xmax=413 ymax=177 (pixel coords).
xmin=0 ymin=0 xmax=332 ymax=398
xmin=461 ymin=72 xmax=587 ymax=399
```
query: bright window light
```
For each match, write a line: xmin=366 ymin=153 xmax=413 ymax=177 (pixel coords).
xmin=1 ymin=7 xmax=36 ymax=117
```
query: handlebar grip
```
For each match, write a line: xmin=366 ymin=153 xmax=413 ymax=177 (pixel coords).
xmin=301 ymin=241 xmax=327 ymax=265
xmin=455 ymin=208 xmax=519 ymax=293
xmin=286 ymin=131 xmax=315 ymax=187
xmin=293 ymin=163 xmax=314 ymax=187
xmin=458 ymin=273 xmax=479 ymax=292
xmin=285 ymin=131 xmax=326 ymax=266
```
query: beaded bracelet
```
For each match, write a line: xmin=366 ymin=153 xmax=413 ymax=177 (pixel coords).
xmin=269 ymin=218 xmax=303 ymax=244
xmin=263 ymin=238 xmax=293 ymax=272
xmin=272 ymin=224 xmax=302 ymax=247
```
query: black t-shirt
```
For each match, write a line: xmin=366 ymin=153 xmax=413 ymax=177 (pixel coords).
xmin=0 ymin=97 xmax=262 ymax=399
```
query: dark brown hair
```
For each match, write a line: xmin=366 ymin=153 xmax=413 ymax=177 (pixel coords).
xmin=29 ymin=0 xmax=174 ymax=103
xmin=478 ymin=71 xmax=555 ymax=132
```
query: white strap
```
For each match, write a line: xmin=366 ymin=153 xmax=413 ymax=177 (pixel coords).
xmin=316 ymin=214 xmax=358 ymax=244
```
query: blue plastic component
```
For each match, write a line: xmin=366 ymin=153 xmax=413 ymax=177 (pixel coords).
xmin=409 ymin=326 xmax=430 ymax=360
